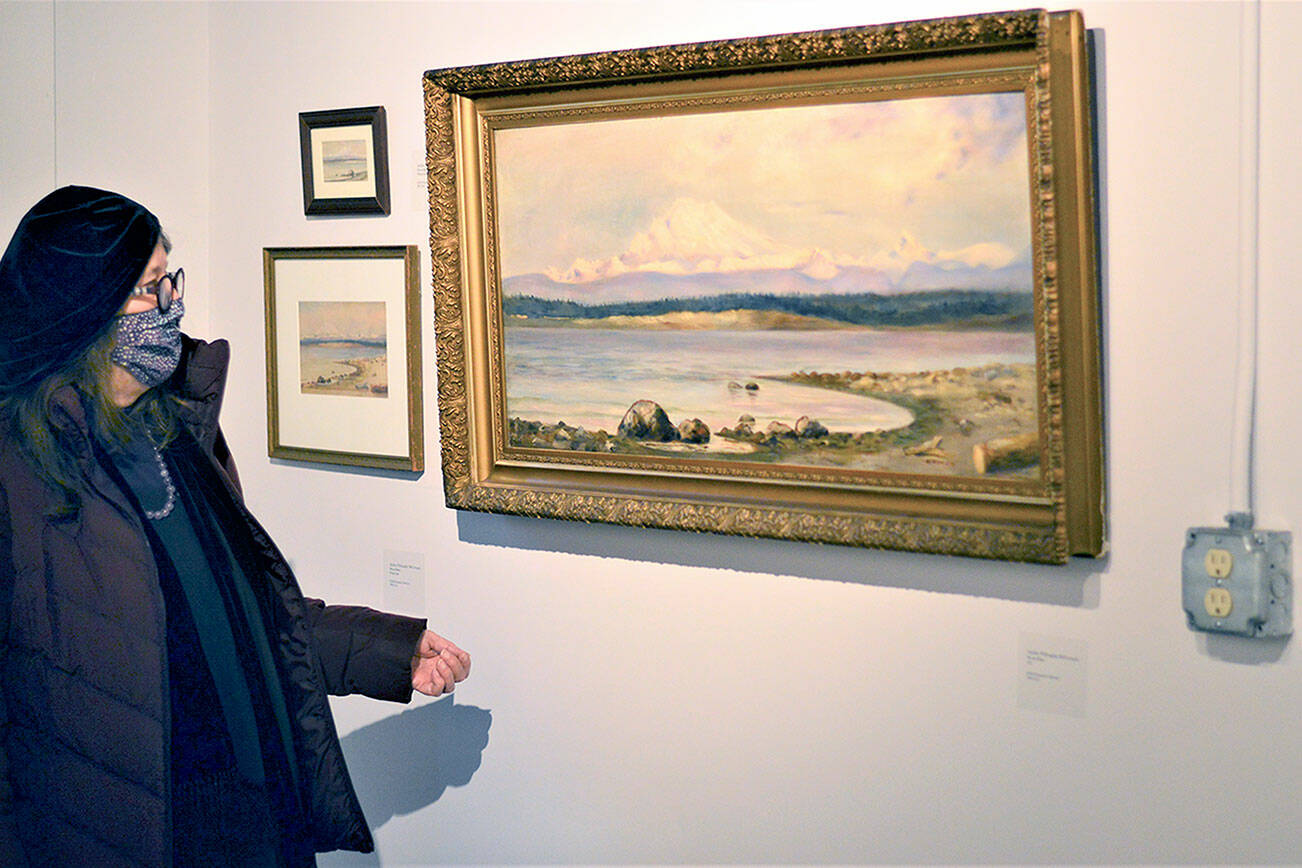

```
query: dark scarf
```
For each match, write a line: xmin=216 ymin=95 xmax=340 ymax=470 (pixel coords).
xmin=101 ymin=427 xmax=315 ymax=867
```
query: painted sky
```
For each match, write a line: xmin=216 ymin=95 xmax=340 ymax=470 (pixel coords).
xmin=322 ymin=138 xmax=368 ymax=161
xmin=493 ymin=90 xmax=1032 ymax=282
xmin=298 ymin=301 xmax=386 ymax=342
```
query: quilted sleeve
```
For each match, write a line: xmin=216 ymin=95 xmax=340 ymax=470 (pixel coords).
xmin=300 ymin=599 xmax=427 ymax=702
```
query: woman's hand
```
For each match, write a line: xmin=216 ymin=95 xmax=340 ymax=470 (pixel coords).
xmin=411 ymin=630 xmax=471 ymax=696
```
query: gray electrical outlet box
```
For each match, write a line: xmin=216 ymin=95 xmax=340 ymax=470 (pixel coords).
xmin=1182 ymin=519 xmax=1292 ymax=638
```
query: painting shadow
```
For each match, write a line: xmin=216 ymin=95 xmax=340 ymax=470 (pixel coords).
xmin=334 ymin=696 xmax=492 ymax=860
xmin=457 ymin=510 xmax=1106 ymax=609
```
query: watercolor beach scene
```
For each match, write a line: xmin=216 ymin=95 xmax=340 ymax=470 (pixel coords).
xmin=493 ymin=91 xmax=1041 ymax=477
xmin=321 ymin=138 xmax=369 ymax=183
xmin=298 ymin=301 xmax=389 ymax=398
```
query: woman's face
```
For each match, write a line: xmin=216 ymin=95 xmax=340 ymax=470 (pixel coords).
xmin=121 ymin=241 xmax=170 ymax=315
xmin=108 ymin=240 xmax=172 ymax=406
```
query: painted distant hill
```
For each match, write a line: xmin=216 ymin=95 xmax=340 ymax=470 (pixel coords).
xmin=299 ymin=337 xmax=387 ymax=347
xmin=895 ymin=260 xmax=1033 ymax=292
xmin=501 ymin=197 xmax=1033 ymax=330
xmin=503 ymin=260 xmax=1031 ymax=306
xmin=502 ymin=289 xmax=1034 ymax=331
xmin=504 ymin=197 xmax=1033 ymax=305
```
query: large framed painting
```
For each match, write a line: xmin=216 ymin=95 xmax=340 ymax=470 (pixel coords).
xmin=264 ymin=245 xmax=423 ymax=471
xmin=424 ymin=9 xmax=1104 ymax=563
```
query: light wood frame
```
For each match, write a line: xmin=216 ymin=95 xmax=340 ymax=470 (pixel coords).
xmin=264 ymin=245 xmax=423 ymax=471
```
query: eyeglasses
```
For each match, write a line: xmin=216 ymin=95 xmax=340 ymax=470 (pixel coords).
xmin=130 ymin=268 xmax=185 ymax=311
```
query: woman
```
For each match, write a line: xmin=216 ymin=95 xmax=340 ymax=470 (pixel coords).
xmin=0 ymin=186 xmax=470 ymax=866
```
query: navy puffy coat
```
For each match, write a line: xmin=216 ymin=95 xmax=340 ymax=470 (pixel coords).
xmin=0 ymin=337 xmax=426 ymax=865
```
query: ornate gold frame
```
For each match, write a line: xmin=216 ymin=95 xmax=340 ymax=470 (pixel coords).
xmin=424 ymin=9 xmax=1103 ymax=563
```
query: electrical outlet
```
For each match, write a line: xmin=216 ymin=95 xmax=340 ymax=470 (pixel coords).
xmin=1182 ymin=518 xmax=1292 ymax=638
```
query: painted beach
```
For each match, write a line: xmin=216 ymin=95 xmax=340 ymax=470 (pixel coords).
xmin=504 ymin=319 xmax=1038 ymax=476
xmin=298 ymin=301 xmax=389 ymax=398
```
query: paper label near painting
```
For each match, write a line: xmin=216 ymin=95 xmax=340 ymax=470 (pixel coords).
xmin=383 ymin=549 xmax=425 ymax=616
xmin=1017 ymin=632 xmax=1088 ymax=718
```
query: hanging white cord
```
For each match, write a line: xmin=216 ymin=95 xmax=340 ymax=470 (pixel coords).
xmin=1228 ymin=0 xmax=1260 ymax=528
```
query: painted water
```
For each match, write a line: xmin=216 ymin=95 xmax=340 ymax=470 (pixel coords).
xmin=504 ymin=327 xmax=1033 ymax=436
xmin=323 ymin=156 xmax=369 ymax=183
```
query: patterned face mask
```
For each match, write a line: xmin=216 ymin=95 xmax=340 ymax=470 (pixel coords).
xmin=111 ymin=297 xmax=185 ymax=388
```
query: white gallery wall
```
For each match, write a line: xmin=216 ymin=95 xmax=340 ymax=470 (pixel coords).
xmin=3 ymin=1 xmax=1302 ymax=864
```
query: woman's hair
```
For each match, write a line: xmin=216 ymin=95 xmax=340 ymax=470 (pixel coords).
xmin=0 ymin=231 xmax=179 ymax=516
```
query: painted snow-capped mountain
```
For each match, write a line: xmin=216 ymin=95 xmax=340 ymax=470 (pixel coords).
xmin=509 ymin=198 xmax=1031 ymax=304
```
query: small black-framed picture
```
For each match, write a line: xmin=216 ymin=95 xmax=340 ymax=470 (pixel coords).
xmin=298 ymin=105 xmax=391 ymax=215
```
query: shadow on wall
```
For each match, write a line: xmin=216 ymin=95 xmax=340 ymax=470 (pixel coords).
xmin=458 ymin=510 xmax=1106 ymax=609
xmin=338 ymin=696 xmax=491 ymax=835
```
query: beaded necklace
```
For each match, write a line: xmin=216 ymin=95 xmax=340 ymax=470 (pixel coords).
xmin=143 ymin=441 xmax=177 ymax=520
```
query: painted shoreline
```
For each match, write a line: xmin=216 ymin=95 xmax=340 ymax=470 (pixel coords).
xmin=508 ymin=361 xmax=1039 ymax=476
xmin=300 ymin=355 xmax=389 ymax=397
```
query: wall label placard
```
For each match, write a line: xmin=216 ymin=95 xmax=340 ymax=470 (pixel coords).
xmin=1018 ymin=632 xmax=1088 ymax=718
xmin=383 ymin=549 xmax=426 ymax=615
